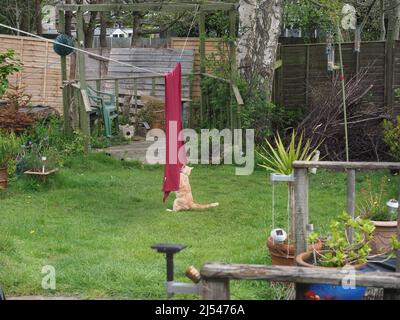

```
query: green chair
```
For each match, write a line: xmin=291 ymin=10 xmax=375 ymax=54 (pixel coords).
xmin=87 ymin=86 xmax=118 ymax=138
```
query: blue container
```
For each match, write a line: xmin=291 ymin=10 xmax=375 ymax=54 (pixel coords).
xmin=304 ymin=283 xmax=367 ymax=300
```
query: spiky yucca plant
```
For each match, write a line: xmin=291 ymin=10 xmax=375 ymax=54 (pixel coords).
xmin=258 ymin=130 xmax=315 ymax=175
xmin=259 ymin=130 xmax=318 ymax=242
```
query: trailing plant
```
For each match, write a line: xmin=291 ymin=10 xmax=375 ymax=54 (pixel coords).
xmin=0 ymin=49 xmax=22 ymax=98
xmin=359 ymin=176 xmax=396 ymax=222
xmin=383 ymin=115 xmax=400 ymax=162
xmin=257 ymin=130 xmax=316 ymax=175
xmin=308 ymin=212 xmax=400 ymax=268
xmin=0 ymin=131 xmax=23 ymax=168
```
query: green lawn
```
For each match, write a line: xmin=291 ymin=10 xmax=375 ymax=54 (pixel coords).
xmin=0 ymin=153 xmax=397 ymax=299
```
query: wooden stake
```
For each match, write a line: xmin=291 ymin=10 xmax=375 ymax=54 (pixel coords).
xmin=347 ymin=169 xmax=356 ymax=243
xmin=76 ymin=9 xmax=90 ymax=153
xmin=59 ymin=10 xmax=72 ymax=137
xmin=199 ymin=10 xmax=206 ymax=126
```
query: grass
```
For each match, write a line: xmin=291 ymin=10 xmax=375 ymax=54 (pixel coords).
xmin=0 ymin=153 xmax=398 ymax=299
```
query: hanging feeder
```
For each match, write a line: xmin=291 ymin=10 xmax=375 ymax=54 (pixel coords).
xmin=53 ymin=33 xmax=75 ymax=57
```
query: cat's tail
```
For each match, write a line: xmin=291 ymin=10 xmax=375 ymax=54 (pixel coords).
xmin=192 ymin=202 xmax=219 ymax=210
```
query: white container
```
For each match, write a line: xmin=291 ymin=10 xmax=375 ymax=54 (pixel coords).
xmin=270 ymin=173 xmax=295 ymax=182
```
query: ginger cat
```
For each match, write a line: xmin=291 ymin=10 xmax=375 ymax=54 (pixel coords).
xmin=167 ymin=166 xmax=219 ymax=212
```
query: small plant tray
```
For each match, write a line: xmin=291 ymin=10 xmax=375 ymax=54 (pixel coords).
xmin=24 ymin=168 xmax=58 ymax=176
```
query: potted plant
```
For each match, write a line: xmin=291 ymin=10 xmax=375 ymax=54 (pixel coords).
xmin=258 ymin=130 xmax=321 ymax=265
xmin=0 ymin=132 xmax=21 ymax=189
xmin=358 ymin=176 xmax=398 ymax=254
xmin=296 ymin=212 xmax=400 ymax=300
xmin=23 ymin=142 xmax=59 ymax=178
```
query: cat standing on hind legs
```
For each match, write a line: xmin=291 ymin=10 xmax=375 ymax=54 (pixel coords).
xmin=166 ymin=166 xmax=219 ymax=212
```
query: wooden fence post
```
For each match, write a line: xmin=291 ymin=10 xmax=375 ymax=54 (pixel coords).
xmin=76 ymin=8 xmax=90 ymax=153
xmin=384 ymin=176 xmax=400 ymax=299
xmin=347 ymin=169 xmax=356 ymax=243
xmin=305 ymin=45 xmax=310 ymax=107
xmin=201 ymin=279 xmax=230 ymax=300
xmin=385 ymin=32 xmax=395 ymax=111
xmin=294 ymin=168 xmax=309 ymax=256
xmin=294 ymin=167 xmax=309 ymax=300
xmin=229 ymin=9 xmax=238 ymax=129
xmin=59 ymin=10 xmax=72 ymax=137
xmin=199 ymin=10 xmax=206 ymax=126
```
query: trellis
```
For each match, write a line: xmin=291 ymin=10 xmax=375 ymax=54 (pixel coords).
xmin=56 ymin=2 xmax=241 ymax=152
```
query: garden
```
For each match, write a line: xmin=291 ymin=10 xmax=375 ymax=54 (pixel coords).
xmin=0 ymin=0 xmax=400 ymax=302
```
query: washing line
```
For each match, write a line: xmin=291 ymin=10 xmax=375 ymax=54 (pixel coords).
xmin=0 ymin=23 xmax=164 ymax=77
xmin=179 ymin=4 xmax=200 ymax=60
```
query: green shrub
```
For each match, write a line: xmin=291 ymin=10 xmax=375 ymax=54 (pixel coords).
xmin=383 ymin=116 xmax=400 ymax=161
xmin=309 ymin=212 xmax=375 ymax=267
xmin=28 ymin=117 xmax=84 ymax=159
xmin=0 ymin=131 xmax=23 ymax=168
xmin=358 ymin=176 xmax=396 ymax=222
xmin=201 ymin=41 xmax=302 ymax=142
xmin=0 ymin=49 xmax=22 ymax=98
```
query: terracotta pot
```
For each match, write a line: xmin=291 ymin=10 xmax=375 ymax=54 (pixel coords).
xmin=266 ymin=236 xmax=322 ymax=266
xmin=370 ymin=220 xmax=398 ymax=254
xmin=295 ymin=250 xmax=367 ymax=300
xmin=296 ymin=250 xmax=365 ymax=270
xmin=0 ymin=167 xmax=8 ymax=189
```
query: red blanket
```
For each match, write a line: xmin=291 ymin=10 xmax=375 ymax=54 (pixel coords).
xmin=163 ymin=63 xmax=186 ymax=202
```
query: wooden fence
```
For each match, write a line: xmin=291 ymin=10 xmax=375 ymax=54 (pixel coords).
xmin=170 ymin=37 xmax=224 ymax=99
xmin=0 ymin=34 xmax=65 ymax=113
xmin=201 ymin=161 xmax=400 ymax=300
xmin=0 ymin=35 xmax=225 ymax=116
xmin=274 ymin=41 xmax=400 ymax=113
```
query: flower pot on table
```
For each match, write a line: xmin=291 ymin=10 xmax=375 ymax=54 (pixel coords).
xmin=266 ymin=236 xmax=322 ymax=266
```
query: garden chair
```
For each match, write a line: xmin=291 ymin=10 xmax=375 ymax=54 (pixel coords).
xmin=87 ymin=86 xmax=118 ymax=138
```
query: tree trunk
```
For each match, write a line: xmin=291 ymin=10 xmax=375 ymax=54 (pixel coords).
xmin=237 ymin=0 xmax=283 ymax=98
xmin=65 ymin=0 xmax=73 ymax=36
xmin=387 ymin=0 xmax=400 ymax=41
xmin=99 ymin=15 xmax=107 ymax=47
xmin=84 ymin=11 xmax=98 ymax=48
xmin=131 ymin=11 xmax=142 ymax=47
xmin=34 ymin=0 xmax=42 ymax=36
xmin=380 ymin=0 xmax=386 ymax=40
xmin=99 ymin=0 xmax=108 ymax=47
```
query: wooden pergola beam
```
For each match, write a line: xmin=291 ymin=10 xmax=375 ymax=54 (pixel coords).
xmin=293 ymin=161 xmax=400 ymax=171
xmin=56 ymin=3 xmax=237 ymax=12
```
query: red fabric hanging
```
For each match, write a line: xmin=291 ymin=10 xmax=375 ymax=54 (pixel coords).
xmin=163 ymin=63 xmax=186 ymax=202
